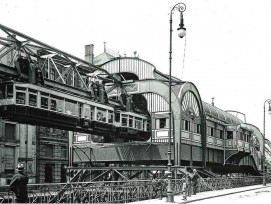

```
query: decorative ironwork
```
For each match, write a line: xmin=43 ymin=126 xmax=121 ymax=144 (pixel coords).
xmin=0 ymin=176 xmax=269 ymax=203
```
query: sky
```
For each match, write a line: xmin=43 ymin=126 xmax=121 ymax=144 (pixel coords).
xmin=1 ymin=0 xmax=271 ymax=140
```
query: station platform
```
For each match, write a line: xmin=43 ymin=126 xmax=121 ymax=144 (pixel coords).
xmin=133 ymin=184 xmax=271 ymax=203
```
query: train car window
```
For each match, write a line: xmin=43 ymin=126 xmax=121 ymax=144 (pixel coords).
xmin=147 ymin=121 xmax=150 ymax=131
xmin=16 ymin=92 xmax=26 ymax=104
xmin=41 ymin=92 xmax=49 ymax=109
xmin=41 ymin=96 xmax=49 ymax=109
xmin=115 ymin=112 xmax=120 ymax=122
xmin=29 ymin=94 xmax=37 ymax=107
xmin=7 ymin=85 xmax=13 ymax=99
xmin=50 ymin=96 xmax=63 ymax=112
xmin=96 ymin=109 xmax=106 ymax=122
xmin=90 ymin=107 xmax=93 ymax=120
xmin=50 ymin=99 xmax=57 ymax=111
xmin=83 ymin=104 xmax=91 ymax=119
xmin=16 ymin=86 xmax=26 ymax=91
xmin=29 ymin=88 xmax=37 ymax=93
xmin=0 ymin=85 xmax=5 ymax=99
xmin=108 ymin=111 xmax=114 ymax=123
xmin=65 ymin=99 xmax=78 ymax=116
xmin=143 ymin=120 xmax=146 ymax=130
xmin=122 ymin=114 xmax=128 ymax=126
xmin=135 ymin=118 xmax=142 ymax=130
xmin=128 ymin=116 xmax=133 ymax=128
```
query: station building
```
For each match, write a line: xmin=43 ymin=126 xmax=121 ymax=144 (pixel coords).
xmin=73 ymin=46 xmax=263 ymax=174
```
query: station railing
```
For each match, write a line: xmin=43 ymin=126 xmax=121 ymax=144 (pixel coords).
xmin=0 ymin=176 xmax=270 ymax=203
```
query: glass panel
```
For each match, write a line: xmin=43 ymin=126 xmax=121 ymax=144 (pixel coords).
xmin=159 ymin=118 xmax=166 ymax=128
xmin=0 ymin=84 xmax=5 ymax=99
xmin=65 ymin=99 xmax=78 ymax=116
xmin=7 ymin=85 xmax=13 ymax=99
xmin=41 ymin=92 xmax=49 ymax=96
xmin=135 ymin=118 xmax=142 ymax=129
xmin=50 ymin=96 xmax=63 ymax=112
xmin=129 ymin=117 xmax=133 ymax=127
xmin=41 ymin=97 xmax=49 ymax=109
xmin=197 ymin=124 xmax=201 ymax=134
xmin=29 ymin=94 xmax=37 ymax=107
xmin=97 ymin=109 xmax=106 ymax=122
xmin=16 ymin=92 xmax=26 ymax=104
xmin=16 ymin=86 xmax=26 ymax=91
xmin=115 ymin=112 xmax=120 ymax=122
xmin=227 ymin=131 xmax=233 ymax=139
xmin=84 ymin=105 xmax=90 ymax=119
xmin=108 ymin=111 xmax=114 ymax=123
xmin=122 ymin=117 xmax=127 ymax=126
xmin=29 ymin=88 xmax=37 ymax=93
xmin=147 ymin=122 xmax=150 ymax=131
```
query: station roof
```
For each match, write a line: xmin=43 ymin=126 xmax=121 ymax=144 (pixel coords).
xmin=202 ymin=101 xmax=244 ymax=125
xmin=94 ymin=52 xmax=115 ymax=65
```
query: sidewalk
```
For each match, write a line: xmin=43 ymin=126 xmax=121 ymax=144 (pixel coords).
xmin=133 ymin=184 xmax=271 ymax=203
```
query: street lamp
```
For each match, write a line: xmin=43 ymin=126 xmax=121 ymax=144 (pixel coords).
xmin=263 ymin=99 xmax=271 ymax=186
xmin=167 ymin=3 xmax=186 ymax=203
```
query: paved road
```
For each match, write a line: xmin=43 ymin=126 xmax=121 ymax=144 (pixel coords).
xmin=133 ymin=184 xmax=271 ymax=204
xmin=190 ymin=187 xmax=271 ymax=204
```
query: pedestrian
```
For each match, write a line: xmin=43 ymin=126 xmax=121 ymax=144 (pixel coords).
xmin=9 ymin=163 xmax=29 ymax=203
xmin=181 ymin=173 xmax=190 ymax=200
xmin=191 ymin=169 xmax=199 ymax=195
xmin=187 ymin=172 xmax=192 ymax=197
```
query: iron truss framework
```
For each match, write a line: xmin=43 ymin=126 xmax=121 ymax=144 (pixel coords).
xmin=0 ymin=24 xmax=120 ymax=91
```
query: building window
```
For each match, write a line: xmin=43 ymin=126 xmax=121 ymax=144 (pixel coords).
xmin=156 ymin=118 xmax=169 ymax=129
xmin=45 ymin=145 xmax=54 ymax=157
xmin=45 ymin=163 xmax=54 ymax=183
xmin=61 ymin=146 xmax=67 ymax=158
xmin=239 ymin=132 xmax=243 ymax=140
xmin=210 ymin=127 xmax=214 ymax=136
xmin=184 ymin=120 xmax=190 ymax=131
xmin=5 ymin=123 xmax=16 ymax=142
xmin=227 ymin=131 xmax=233 ymax=139
xmin=219 ymin=130 xmax=224 ymax=139
xmin=196 ymin=124 xmax=201 ymax=134
xmin=207 ymin=126 xmax=214 ymax=136
xmin=4 ymin=146 xmax=15 ymax=174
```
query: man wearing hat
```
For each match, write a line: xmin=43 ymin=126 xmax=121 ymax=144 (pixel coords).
xmin=9 ymin=163 xmax=29 ymax=203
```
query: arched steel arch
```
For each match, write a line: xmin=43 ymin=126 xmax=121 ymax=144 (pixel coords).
xmin=122 ymin=79 xmax=205 ymax=165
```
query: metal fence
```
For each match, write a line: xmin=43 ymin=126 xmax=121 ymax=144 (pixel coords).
xmin=0 ymin=176 xmax=270 ymax=203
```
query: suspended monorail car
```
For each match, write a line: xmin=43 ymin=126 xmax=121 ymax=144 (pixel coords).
xmin=0 ymin=81 xmax=151 ymax=142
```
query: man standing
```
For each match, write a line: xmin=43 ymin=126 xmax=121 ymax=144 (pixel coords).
xmin=191 ymin=169 xmax=199 ymax=195
xmin=9 ymin=163 xmax=29 ymax=203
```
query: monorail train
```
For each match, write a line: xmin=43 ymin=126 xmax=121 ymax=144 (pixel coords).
xmin=0 ymin=81 xmax=151 ymax=142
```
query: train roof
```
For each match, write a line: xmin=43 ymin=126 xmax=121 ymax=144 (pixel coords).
xmin=202 ymin=101 xmax=244 ymax=125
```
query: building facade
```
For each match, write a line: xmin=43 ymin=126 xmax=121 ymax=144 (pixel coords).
xmin=0 ymin=122 xmax=36 ymax=185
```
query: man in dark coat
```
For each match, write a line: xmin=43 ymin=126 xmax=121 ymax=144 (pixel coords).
xmin=191 ymin=169 xmax=199 ymax=195
xmin=9 ymin=163 xmax=29 ymax=203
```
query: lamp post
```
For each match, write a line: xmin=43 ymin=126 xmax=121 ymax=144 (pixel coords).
xmin=167 ymin=3 xmax=186 ymax=203
xmin=263 ymin=99 xmax=271 ymax=186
